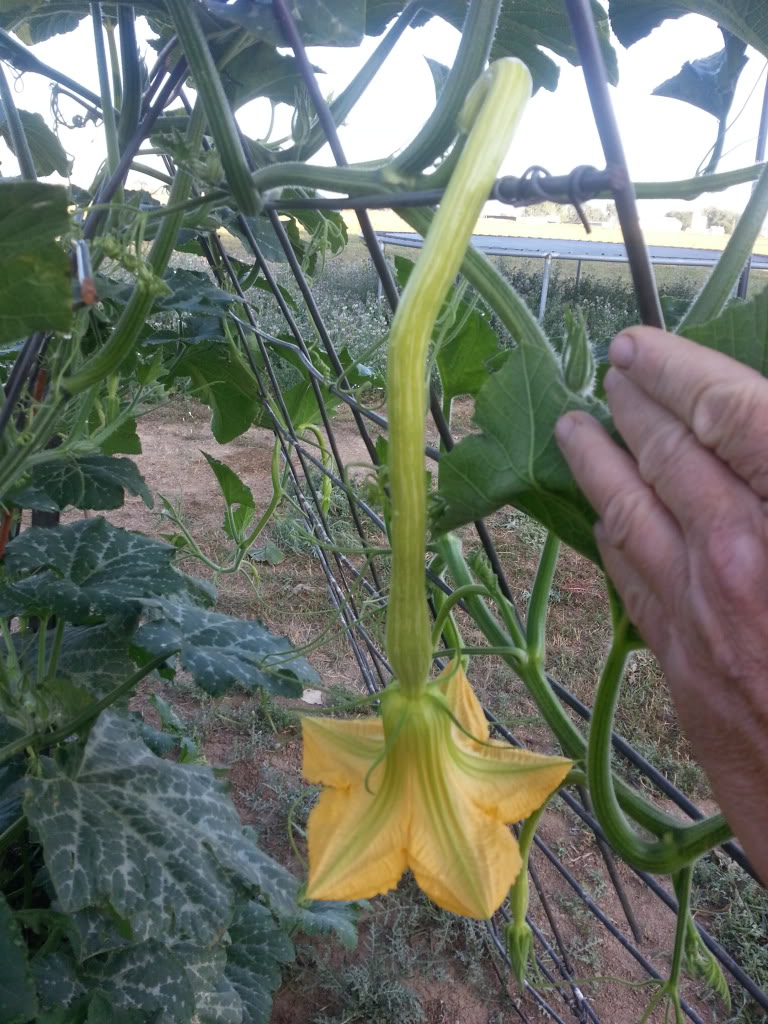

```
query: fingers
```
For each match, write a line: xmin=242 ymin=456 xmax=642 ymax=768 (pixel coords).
xmin=608 ymin=327 xmax=768 ymax=498
xmin=603 ymin=367 xmax=758 ymax=537
xmin=554 ymin=410 xmax=684 ymax=593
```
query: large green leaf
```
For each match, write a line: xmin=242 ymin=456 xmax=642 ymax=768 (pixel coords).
xmin=432 ymin=344 xmax=610 ymax=561
xmin=0 ymin=892 xmax=38 ymax=1024
xmin=8 ymin=456 xmax=152 ymax=513
xmin=52 ymin=624 xmax=138 ymax=700
xmin=135 ymin=602 xmax=318 ymax=697
xmin=424 ymin=0 xmax=617 ymax=92
xmin=200 ymin=0 xmax=365 ymax=46
xmin=0 ymin=105 xmax=71 ymax=177
xmin=0 ymin=518 xmax=209 ymax=621
xmin=225 ymin=901 xmax=294 ymax=1024
xmin=609 ymin=0 xmax=768 ymax=58
xmin=683 ymin=285 xmax=768 ymax=370
xmin=0 ymin=181 xmax=71 ymax=344
xmin=24 ymin=712 xmax=299 ymax=944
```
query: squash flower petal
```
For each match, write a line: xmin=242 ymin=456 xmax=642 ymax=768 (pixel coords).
xmin=302 ymin=664 xmax=571 ymax=919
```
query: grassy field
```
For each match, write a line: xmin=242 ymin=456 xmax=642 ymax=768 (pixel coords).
xmin=154 ymin=233 xmax=768 ymax=1021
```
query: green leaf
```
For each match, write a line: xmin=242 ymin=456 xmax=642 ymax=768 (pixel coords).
xmin=0 ymin=892 xmax=38 ymax=1023
xmin=425 ymin=56 xmax=450 ymax=99
xmin=424 ymin=0 xmax=617 ymax=92
xmin=247 ymin=540 xmax=284 ymax=566
xmin=608 ymin=0 xmax=768 ymax=58
xmin=172 ymin=343 xmax=262 ymax=443
xmin=25 ymin=711 xmax=299 ymax=944
xmin=31 ymin=952 xmax=84 ymax=1014
xmin=652 ymin=29 xmax=748 ymax=121
xmin=295 ymin=900 xmax=361 ymax=952
xmin=77 ymin=943 xmax=195 ymax=1021
xmin=135 ymin=601 xmax=318 ymax=697
xmin=179 ymin=941 xmax=242 ymax=1024
xmin=201 ymin=450 xmax=255 ymax=539
xmin=158 ymin=268 xmax=233 ymax=315
xmin=221 ymin=41 xmax=307 ymax=110
xmin=53 ymin=624 xmax=138 ymax=701
xmin=225 ymin=901 xmax=294 ymax=1024
xmin=98 ymin=417 xmax=142 ymax=456
xmin=432 ymin=344 xmax=609 ymax=562
xmin=0 ymin=105 xmax=72 ymax=177
xmin=84 ymin=993 xmax=146 ymax=1024
xmin=436 ymin=308 xmax=507 ymax=401
xmin=682 ymin=285 xmax=768 ymax=370
xmin=8 ymin=456 xmax=152 ymax=513
xmin=0 ymin=518 xmax=208 ymax=621
xmin=0 ymin=181 xmax=71 ymax=344
xmin=200 ymin=0 xmax=365 ymax=46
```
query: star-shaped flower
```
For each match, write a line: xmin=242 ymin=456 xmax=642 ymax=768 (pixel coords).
xmin=302 ymin=663 xmax=571 ymax=919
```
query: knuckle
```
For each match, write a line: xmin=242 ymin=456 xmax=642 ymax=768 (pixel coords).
xmin=599 ymin=487 xmax=646 ymax=550
xmin=635 ymin=420 xmax=690 ymax=487
xmin=692 ymin=380 xmax=768 ymax=493
xmin=702 ymin=517 xmax=768 ymax=603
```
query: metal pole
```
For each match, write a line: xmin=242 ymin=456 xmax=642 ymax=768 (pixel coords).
xmin=574 ymin=258 xmax=582 ymax=294
xmin=564 ymin=0 xmax=664 ymax=328
xmin=539 ymin=253 xmax=553 ymax=320
xmin=737 ymin=71 xmax=768 ymax=299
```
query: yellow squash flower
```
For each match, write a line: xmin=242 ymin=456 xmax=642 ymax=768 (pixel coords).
xmin=302 ymin=664 xmax=571 ymax=919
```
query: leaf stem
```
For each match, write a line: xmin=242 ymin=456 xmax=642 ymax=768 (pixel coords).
xmin=0 ymin=63 xmax=36 ymax=180
xmin=526 ymin=533 xmax=560 ymax=664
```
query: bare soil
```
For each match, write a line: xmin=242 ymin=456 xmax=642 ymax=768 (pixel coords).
xmin=113 ymin=398 xmax=723 ymax=1024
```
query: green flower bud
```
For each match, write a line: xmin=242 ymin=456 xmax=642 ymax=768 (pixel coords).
xmin=562 ymin=307 xmax=595 ymax=395
xmin=506 ymin=919 xmax=534 ymax=987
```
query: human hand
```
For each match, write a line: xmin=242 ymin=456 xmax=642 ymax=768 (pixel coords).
xmin=555 ymin=326 xmax=768 ymax=877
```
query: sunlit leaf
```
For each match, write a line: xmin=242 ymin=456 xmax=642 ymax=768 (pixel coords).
xmin=201 ymin=0 xmax=365 ymax=46
xmin=682 ymin=285 xmax=768 ymax=370
xmin=433 ymin=344 xmax=609 ymax=562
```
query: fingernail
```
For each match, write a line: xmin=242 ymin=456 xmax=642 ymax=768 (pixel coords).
xmin=609 ymin=332 xmax=636 ymax=369
xmin=555 ymin=413 xmax=578 ymax=444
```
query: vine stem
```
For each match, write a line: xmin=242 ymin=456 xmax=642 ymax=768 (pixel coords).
xmin=0 ymin=63 xmax=36 ymax=180
xmin=385 ymin=59 xmax=531 ymax=695
xmin=588 ymin=606 xmax=731 ymax=872
xmin=391 ymin=0 xmax=502 ymax=176
xmin=680 ymin=160 xmax=768 ymax=329
xmin=525 ymin=533 xmax=560 ymax=664
xmin=90 ymin=3 xmax=120 ymax=179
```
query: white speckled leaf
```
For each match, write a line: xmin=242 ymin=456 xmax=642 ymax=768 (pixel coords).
xmin=0 ymin=519 xmax=206 ymax=621
xmin=24 ymin=713 xmax=298 ymax=945
xmin=0 ymin=892 xmax=38 ymax=1022
xmin=135 ymin=601 xmax=318 ymax=697
xmin=225 ymin=901 xmax=294 ymax=1024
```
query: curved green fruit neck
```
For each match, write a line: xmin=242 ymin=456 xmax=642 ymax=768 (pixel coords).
xmin=385 ymin=58 xmax=532 ymax=696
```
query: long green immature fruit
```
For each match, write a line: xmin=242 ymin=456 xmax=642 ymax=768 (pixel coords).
xmin=385 ymin=58 xmax=532 ymax=695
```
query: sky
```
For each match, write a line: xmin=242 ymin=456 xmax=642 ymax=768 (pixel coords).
xmin=3 ymin=8 xmax=766 ymax=221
